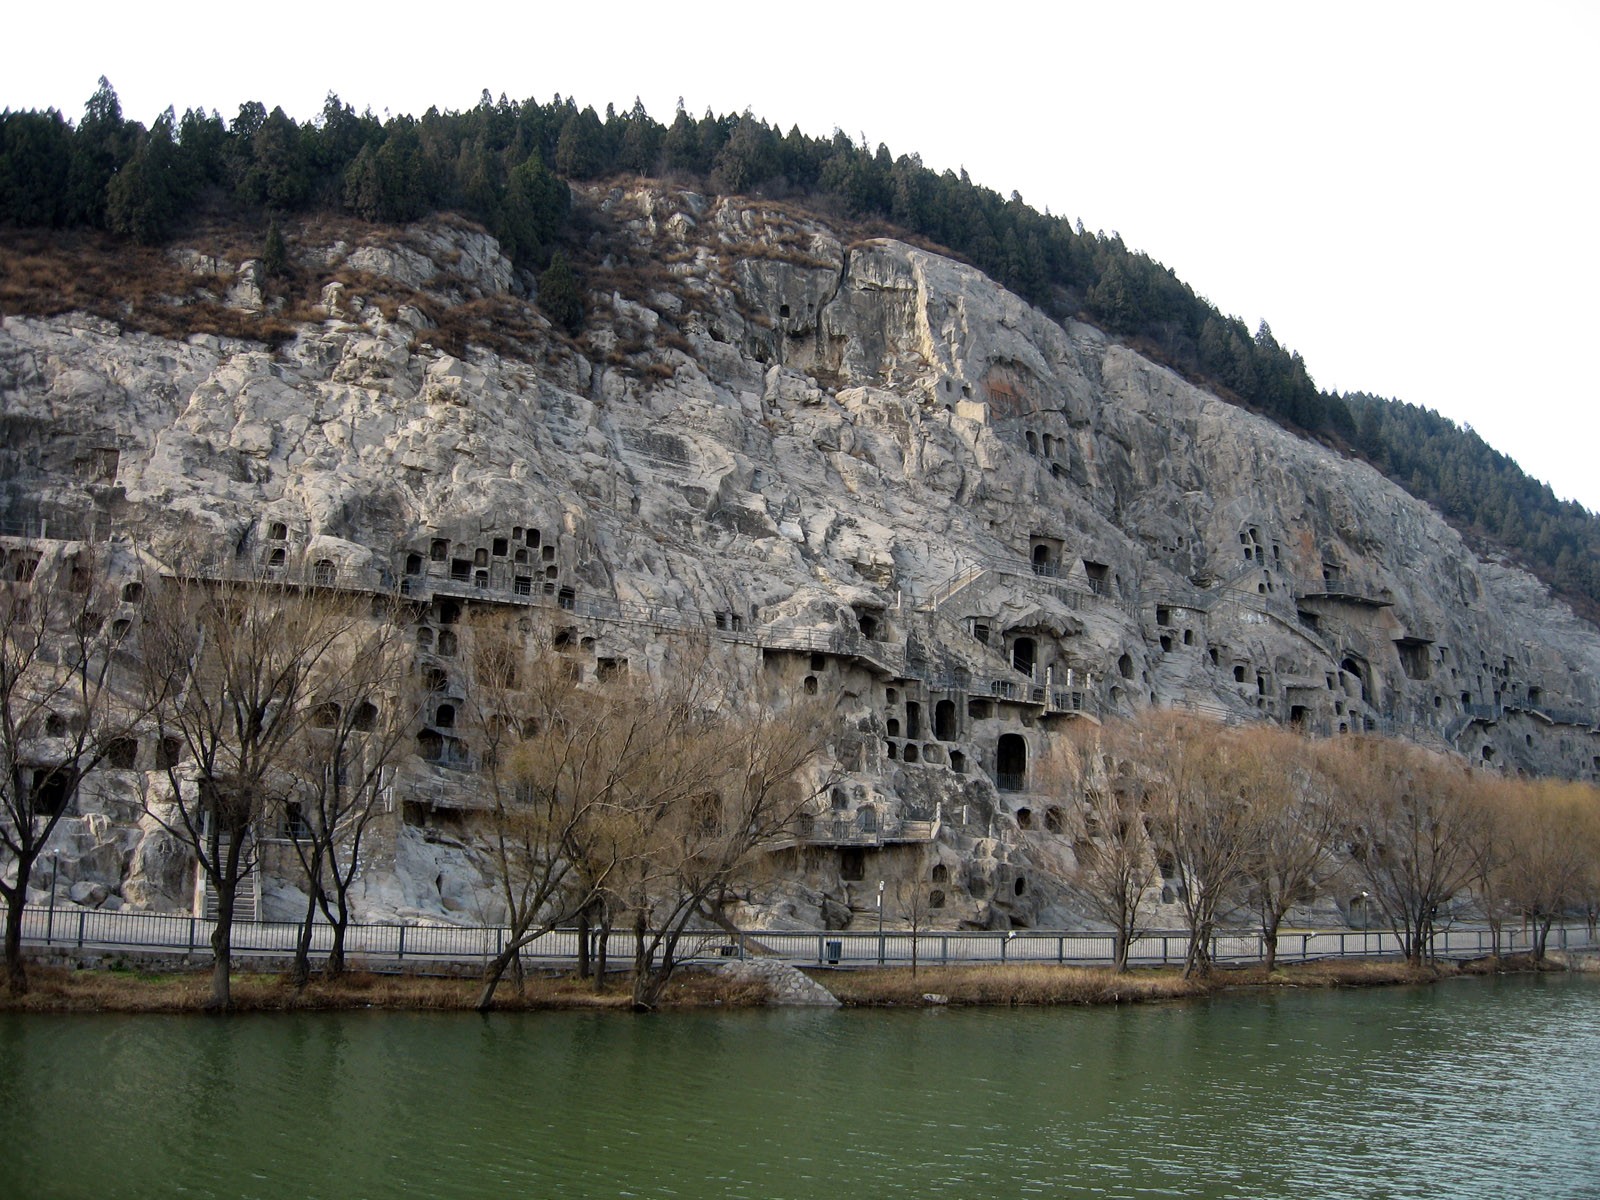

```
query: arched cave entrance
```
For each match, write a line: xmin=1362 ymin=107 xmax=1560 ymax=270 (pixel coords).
xmin=1341 ymin=655 xmax=1372 ymax=705
xmin=1012 ymin=637 xmax=1036 ymax=678
xmin=996 ymin=734 xmax=1027 ymax=792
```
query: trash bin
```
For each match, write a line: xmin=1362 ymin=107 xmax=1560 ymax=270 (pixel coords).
xmin=826 ymin=940 xmax=842 ymax=965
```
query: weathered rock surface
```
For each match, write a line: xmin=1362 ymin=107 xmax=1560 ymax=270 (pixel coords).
xmin=4 ymin=184 xmax=1598 ymax=930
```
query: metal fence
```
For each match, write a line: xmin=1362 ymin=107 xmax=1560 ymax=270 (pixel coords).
xmin=20 ymin=905 xmax=1597 ymax=971
xmin=742 ymin=923 xmax=1595 ymax=968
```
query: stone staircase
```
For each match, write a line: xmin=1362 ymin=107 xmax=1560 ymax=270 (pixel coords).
xmin=193 ymin=831 xmax=262 ymax=922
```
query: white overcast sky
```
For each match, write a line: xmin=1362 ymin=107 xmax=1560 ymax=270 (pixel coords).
xmin=8 ymin=2 xmax=1598 ymax=511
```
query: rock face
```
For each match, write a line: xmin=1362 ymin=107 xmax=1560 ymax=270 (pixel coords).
xmin=4 ymin=183 xmax=1598 ymax=931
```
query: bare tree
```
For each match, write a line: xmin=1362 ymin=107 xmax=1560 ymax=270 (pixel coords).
xmin=1461 ymin=774 xmax=1520 ymax=958
xmin=1 ymin=543 xmax=141 ymax=994
xmin=1496 ymin=779 xmax=1600 ymax=961
xmin=1139 ymin=714 xmax=1264 ymax=979
xmin=623 ymin=689 xmax=831 ymax=1010
xmin=1041 ymin=730 xmax=1158 ymax=972
xmin=1318 ymin=736 xmax=1485 ymax=967
xmin=281 ymin=600 xmax=415 ymax=986
xmin=1577 ymin=789 xmax=1600 ymax=945
xmin=888 ymin=846 xmax=934 ymax=977
xmin=459 ymin=621 xmax=833 ymax=1012
xmin=137 ymin=566 xmax=368 ymax=1011
xmin=467 ymin=611 xmax=636 ymax=1012
xmin=1234 ymin=727 xmax=1339 ymax=972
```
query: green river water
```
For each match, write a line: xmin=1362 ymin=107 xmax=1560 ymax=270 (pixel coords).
xmin=2 ymin=973 xmax=1597 ymax=1199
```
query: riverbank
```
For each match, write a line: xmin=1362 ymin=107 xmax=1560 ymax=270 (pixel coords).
xmin=0 ymin=964 xmax=769 ymax=1013
xmin=1 ymin=952 xmax=1566 ymax=1014
xmin=807 ymin=958 xmax=1463 ymax=1007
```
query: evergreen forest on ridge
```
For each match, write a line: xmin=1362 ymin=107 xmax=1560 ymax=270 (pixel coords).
xmin=3 ymin=81 xmax=1596 ymax=617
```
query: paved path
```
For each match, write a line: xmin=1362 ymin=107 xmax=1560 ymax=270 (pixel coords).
xmin=22 ymin=904 xmax=1590 ymax=972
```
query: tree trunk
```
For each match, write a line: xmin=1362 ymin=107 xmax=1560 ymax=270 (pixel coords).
xmin=289 ymin=883 xmax=318 ymax=990
xmin=630 ymin=913 xmax=670 ymax=1011
xmin=1261 ymin=914 xmax=1280 ymax=974
xmin=1405 ymin=915 xmax=1425 ymax=966
xmin=208 ymin=876 xmax=235 ymax=1013
xmin=476 ymin=943 xmax=519 ymax=1012
xmin=576 ymin=908 xmax=591 ymax=980
xmin=326 ymin=885 xmax=350 ymax=979
xmin=4 ymin=888 xmax=28 ymax=997
xmin=1111 ymin=931 xmax=1128 ymax=973
xmin=630 ymin=911 xmax=650 ymax=998
xmin=327 ymin=921 xmax=347 ymax=978
xmin=1183 ymin=924 xmax=1211 ymax=979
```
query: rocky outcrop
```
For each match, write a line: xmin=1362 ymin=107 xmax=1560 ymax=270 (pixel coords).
xmin=4 ymin=184 xmax=1598 ymax=930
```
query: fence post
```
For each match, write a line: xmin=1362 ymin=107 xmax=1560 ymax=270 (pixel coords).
xmin=817 ymin=933 xmax=824 ymax=965
xmin=1057 ymin=935 xmax=1064 ymax=965
xmin=76 ymin=910 xmax=86 ymax=949
xmin=942 ymin=934 xmax=949 ymax=966
xmin=397 ymin=925 xmax=407 ymax=962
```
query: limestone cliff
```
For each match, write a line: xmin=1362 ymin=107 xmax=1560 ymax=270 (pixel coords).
xmin=4 ymin=184 xmax=1597 ymax=930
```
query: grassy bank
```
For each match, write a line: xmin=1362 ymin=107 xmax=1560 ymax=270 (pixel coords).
xmin=807 ymin=958 xmax=1461 ymax=1008
xmin=3 ymin=954 xmax=1559 ymax=1015
xmin=0 ymin=965 xmax=769 ymax=1014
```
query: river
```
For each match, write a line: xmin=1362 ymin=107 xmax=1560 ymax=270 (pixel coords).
xmin=2 ymin=973 xmax=1597 ymax=1199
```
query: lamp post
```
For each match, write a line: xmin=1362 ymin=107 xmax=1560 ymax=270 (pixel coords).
xmin=1360 ymin=891 xmax=1371 ymax=957
xmin=877 ymin=880 xmax=886 ymax=965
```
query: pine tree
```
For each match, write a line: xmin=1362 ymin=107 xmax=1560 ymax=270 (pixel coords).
xmin=261 ymin=218 xmax=288 ymax=279
xmin=65 ymin=77 xmax=129 ymax=227
xmin=537 ymin=251 xmax=583 ymax=334
xmin=497 ymin=156 xmax=569 ymax=268
xmin=0 ymin=108 xmax=73 ymax=227
xmin=105 ymin=110 xmax=181 ymax=244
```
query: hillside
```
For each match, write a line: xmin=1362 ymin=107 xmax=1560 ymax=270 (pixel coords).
xmin=3 ymin=85 xmax=1598 ymax=619
xmin=3 ymin=184 xmax=1599 ymax=933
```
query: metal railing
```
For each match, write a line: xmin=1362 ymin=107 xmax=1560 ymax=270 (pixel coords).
xmin=20 ymin=905 xmax=1594 ymax=970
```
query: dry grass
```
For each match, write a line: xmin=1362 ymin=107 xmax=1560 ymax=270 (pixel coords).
xmin=0 ymin=964 xmax=766 ymax=1014
xmin=0 ymin=222 xmax=559 ymax=366
xmin=1227 ymin=959 xmax=1454 ymax=989
xmin=1456 ymin=952 xmax=1567 ymax=976
xmin=3 ymin=954 xmax=1540 ymax=1015
xmin=808 ymin=963 xmax=1207 ymax=1008
xmin=0 ymin=229 xmax=317 ymax=346
xmin=809 ymin=955 xmax=1495 ymax=1008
